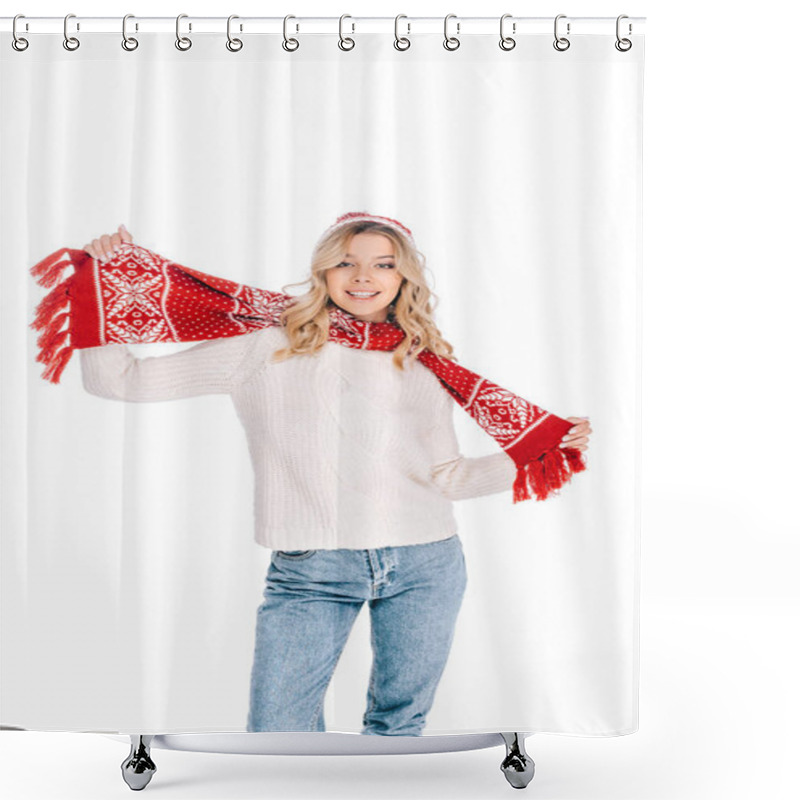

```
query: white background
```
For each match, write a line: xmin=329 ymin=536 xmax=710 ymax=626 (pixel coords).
xmin=2 ymin=4 xmax=640 ymax=736
xmin=1 ymin=1 xmax=798 ymax=799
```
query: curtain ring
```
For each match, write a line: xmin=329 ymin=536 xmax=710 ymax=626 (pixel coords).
xmin=553 ymin=14 xmax=570 ymax=51
xmin=443 ymin=14 xmax=460 ymax=51
xmin=283 ymin=15 xmax=299 ymax=51
xmin=394 ymin=14 xmax=411 ymax=51
xmin=122 ymin=14 xmax=139 ymax=52
xmin=12 ymin=14 xmax=29 ymax=52
xmin=339 ymin=15 xmax=355 ymax=51
xmin=615 ymin=15 xmax=632 ymax=52
xmin=63 ymin=13 xmax=80 ymax=51
xmin=227 ymin=15 xmax=243 ymax=52
xmin=499 ymin=13 xmax=516 ymax=51
xmin=175 ymin=14 xmax=192 ymax=51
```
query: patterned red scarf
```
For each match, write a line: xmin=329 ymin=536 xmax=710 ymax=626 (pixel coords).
xmin=29 ymin=242 xmax=586 ymax=504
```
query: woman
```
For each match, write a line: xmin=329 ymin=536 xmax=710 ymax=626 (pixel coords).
xmin=80 ymin=213 xmax=592 ymax=736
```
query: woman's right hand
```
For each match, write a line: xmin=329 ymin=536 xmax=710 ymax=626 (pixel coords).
xmin=83 ymin=223 xmax=134 ymax=263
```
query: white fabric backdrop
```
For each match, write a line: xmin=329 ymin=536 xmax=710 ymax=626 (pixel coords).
xmin=0 ymin=29 xmax=643 ymax=735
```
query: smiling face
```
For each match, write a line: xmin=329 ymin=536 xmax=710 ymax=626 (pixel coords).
xmin=325 ymin=232 xmax=404 ymax=323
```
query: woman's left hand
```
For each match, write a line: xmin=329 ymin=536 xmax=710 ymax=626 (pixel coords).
xmin=560 ymin=416 xmax=592 ymax=451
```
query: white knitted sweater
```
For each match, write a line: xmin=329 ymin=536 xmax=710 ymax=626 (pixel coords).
xmin=79 ymin=326 xmax=518 ymax=550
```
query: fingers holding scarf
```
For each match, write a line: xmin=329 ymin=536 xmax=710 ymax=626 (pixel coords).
xmin=560 ymin=416 xmax=592 ymax=451
xmin=83 ymin=223 xmax=134 ymax=263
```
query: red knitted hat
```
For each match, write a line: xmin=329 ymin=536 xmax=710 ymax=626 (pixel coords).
xmin=316 ymin=211 xmax=416 ymax=249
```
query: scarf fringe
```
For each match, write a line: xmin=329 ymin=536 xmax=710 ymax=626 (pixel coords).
xmin=29 ymin=250 xmax=78 ymax=384
xmin=30 ymin=247 xmax=76 ymax=288
xmin=512 ymin=445 xmax=587 ymax=503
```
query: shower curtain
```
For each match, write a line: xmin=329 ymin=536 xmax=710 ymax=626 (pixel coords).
xmin=0 ymin=18 xmax=643 ymax=737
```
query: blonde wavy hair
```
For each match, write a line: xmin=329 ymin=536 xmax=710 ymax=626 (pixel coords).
xmin=271 ymin=218 xmax=458 ymax=371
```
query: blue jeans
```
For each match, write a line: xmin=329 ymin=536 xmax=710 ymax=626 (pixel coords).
xmin=246 ymin=533 xmax=467 ymax=736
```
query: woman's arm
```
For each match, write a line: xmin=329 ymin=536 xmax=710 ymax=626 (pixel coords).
xmin=427 ymin=395 xmax=519 ymax=501
xmin=430 ymin=449 xmax=518 ymax=501
xmin=79 ymin=332 xmax=261 ymax=402
xmin=78 ymin=222 xmax=266 ymax=401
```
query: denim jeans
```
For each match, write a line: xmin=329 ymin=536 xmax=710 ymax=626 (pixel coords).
xmin=246 ymin=533 xmax=467 ymax=736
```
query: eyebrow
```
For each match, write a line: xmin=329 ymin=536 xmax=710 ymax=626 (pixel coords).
xmin=343 ymin=254 xmax=395 ymax=259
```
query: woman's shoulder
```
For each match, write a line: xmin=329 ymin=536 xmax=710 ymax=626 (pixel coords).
xmin=218 ymin=325 xmax=287 ymax=365
xmin=254 ymin=323 xmax=289 ymax=341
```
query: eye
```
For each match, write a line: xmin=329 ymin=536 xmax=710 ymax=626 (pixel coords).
xmin=335 ymin=261 xmax=395 ymax=269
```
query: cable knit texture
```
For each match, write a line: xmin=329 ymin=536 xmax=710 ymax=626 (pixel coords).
xmin=79 ymin=326 xmax=517 ymax=550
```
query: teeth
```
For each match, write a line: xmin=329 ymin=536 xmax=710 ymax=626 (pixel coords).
xmin=348 ymin=291 xmax=379 ymax=297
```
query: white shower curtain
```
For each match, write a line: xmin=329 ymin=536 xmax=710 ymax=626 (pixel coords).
xmin=1 ymin=23 xmax=643 ymax=736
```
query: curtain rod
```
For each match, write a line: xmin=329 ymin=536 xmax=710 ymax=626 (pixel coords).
xmin=1 ymin=16 xmax=646 ymax=36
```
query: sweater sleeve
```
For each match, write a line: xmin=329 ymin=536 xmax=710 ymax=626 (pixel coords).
xmin=79 ymin=332 xmax=262 ymax=402
xmin=427 ymin=394 xmax=518 ymax=501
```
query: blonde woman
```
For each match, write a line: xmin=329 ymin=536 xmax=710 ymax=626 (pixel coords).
xmin=80 ymin=212 xmax=592 ymax=736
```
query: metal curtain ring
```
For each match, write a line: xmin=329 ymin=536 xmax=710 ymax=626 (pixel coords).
xmin=339 ymin=14 xmax=355 ymax=51
xmin=443 ymin=13 xmax=460 ymax=51
xmin=12 ymin=14 xmax=29 ymax=51
xmin=553 ymin=14 xmax=570 ymax=51
xmin=615 ymin=14 xmax=632 ymax=51
xmin=63 ymin=13 xmax=80 ymax=51
xmin=394 ymin=14 xmax=411 ymax=50
xmin=283 ymin=15 xmax=299 ymax=51
xmin=499 ymin=13 xmax=516 ymax=50
xmin=122 ymin=14 xmax=138 ymax=51
xmin=175 ymin=13 xmax=192 ymax=51
xmin=227 ymin=15 xmax=243 ymax=52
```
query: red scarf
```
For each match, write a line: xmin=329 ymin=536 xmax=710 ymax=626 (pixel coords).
xmin=30 ymin=242 xmax=587 ymax=504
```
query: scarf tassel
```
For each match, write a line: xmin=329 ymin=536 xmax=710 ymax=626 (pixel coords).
xmin=513 ymin=445 xmax=587 ymax=504
xmin=29 ymin=253 xmax=77 ymax=384
xmin=30 ymin=247 xmax=76 ymax=289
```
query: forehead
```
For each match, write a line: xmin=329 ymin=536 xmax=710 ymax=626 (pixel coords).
xmin=346 ymin=231 xmax=395 ymax=253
